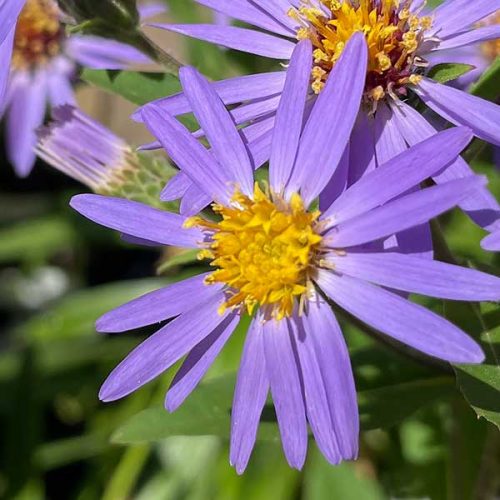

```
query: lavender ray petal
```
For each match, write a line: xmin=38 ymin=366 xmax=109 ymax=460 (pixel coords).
xmin=166 ymin=313 xmax=240 ymax=411
xmin=99 ymin=293 xmax=229 ymax=401
xmin=263 ymin=318 xmax=308 ymax=470
xmin=317 ymin=270 xmax=485 ymax=364
xmin=96 ymin=273 xmax=223 ymax=333
xmin=230 ymin=317 xmax=269 ymax=474
xmin=70 ymin=194 xmax=203 ymax=248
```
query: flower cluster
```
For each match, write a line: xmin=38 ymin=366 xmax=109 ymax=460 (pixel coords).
xmin=3 ymin=0 xmax=500 ymax=474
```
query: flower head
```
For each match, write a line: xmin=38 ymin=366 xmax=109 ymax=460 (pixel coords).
xmin=71 ymin=40 xmax=500 ymax=472
xmin=139 ymin=0 xmax=500 ymax=238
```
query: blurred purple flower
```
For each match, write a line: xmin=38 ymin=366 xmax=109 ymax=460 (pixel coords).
xmin=71 ymin=39 xmax=499 ymax=473
xmin=135 ymin=0 xmax=500 ymax=243
xmin=1 ymin=0 xmax=165 ymax=177
xmin=36 ymin=105 xmax=136 ymax=191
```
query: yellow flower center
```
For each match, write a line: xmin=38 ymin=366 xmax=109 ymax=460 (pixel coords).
xmin=480 ymin=11 xmax=500 ymax=62
xmin=12 ymin=0 xmax=64 ymax=70
xmin=289 ymin=0 xmax=431 ymax=101
xmin=186 ymin=185 xmax=323 ymax=320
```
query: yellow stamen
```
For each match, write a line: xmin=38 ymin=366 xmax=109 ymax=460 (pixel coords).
xmin=191 ymin=185 xmax=323 ymax=320
xmin=12 ymin=0 xmax=63 ymax=70
xmin=288 ymin=0 xmax=433 ymax=101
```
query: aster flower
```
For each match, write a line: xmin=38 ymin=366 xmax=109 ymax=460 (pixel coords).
xmin=136 ymin=0 xmax=500 ymax=240
xmin=2 ymin=0 xmax=165 ymax=177
xmin=71 ymin=38 xmax=500 ymax=472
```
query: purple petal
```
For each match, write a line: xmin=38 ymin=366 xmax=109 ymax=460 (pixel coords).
xmin=160 ymin=171 xmax=191 ymax=201
xmin=180 ymin=183 xmax=212 ymax=217
xmin=390 ymin=100 xmax=500 ymax=232
xmin=230 ymin=317 xmax=269 ymax=474
xmin=323 ymin=127 xmax=473 ymax=226
xmin=263 ymin=318 xmax=307 ymax=470
xmin=0 ymin=0 xmax=25 ymax=43
xmin=179 ymin=66 xmax=254 ymax=197
xmin=348 ymin=112 xmax=376 ymax=185
xmin=325 ymin=176 xmax=486 ymax=248
xmin=329 ymin=252 xmax=500 ymax=301
xmin=7 ymin=70 xmax=48 ymax=177
xmin=132 ymin=72 xmax=285 ymax=122
xmin=286 ymin=33 xmax=368 ymax=206
xmin=435 ymin=25 xmax=500 ymax=51
xmin=317 ymin=270 xmax=485 ymax=364
xmin=432 ymin=0 xmax=500 ymax=39
xmin=70 ymin=194 xmax=203 ymax=248
xmin=99 ymin=293 xmax=229 ymax=401
xmin=138 ymin=2 xmax=167 ymax=20
xmin=269 ymin=40 xmax=312 ymax=194
xmin=166 ymin=313 xmax=240 ymax=411
xmin=150 ymin=23 xmax=295 ymax=59
xmin=47 ymin=65 xmax=75 ymax=107
xmin=141 ymin=105 xmax=232 ymax=205
xmin=294 ymin=299 xmax=358 ymax=462
xmin=195 ymin=0 xmax=294 ymax=36
xmin=67 ymin=36 xmax=151 ymax=69
xmin=416 ymin=78 xmax=500 ymax=146
xmin=0 ymin=28 xmax=14 ymax=106
xmin=319 ymin=143 xmax=349 ymax=212
xmin=374 ymin=103 xmax=407 ymax=165
xmin=482 ymin=231 xmax=500 ymax=252
xmin=96 ymin=273 xmax=222 ymax=333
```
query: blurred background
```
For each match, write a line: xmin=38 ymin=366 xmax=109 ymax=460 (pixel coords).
xmin=1 ymin=1 xmax=500 ymax=499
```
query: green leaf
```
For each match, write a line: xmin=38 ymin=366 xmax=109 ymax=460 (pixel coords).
xmin=0 ymin=217 xmax=76 ymax=264
xmin=455 ymin=365 xmax=500 ymax=430
xmin=304 ymin=449 xmax=386 ymax=500
xmin=358 ymin=377 xmax=455 ymax=430
xmin=15 ymin=278 xmax=170 ymax=343
xmin=112 ymin=374 xmax=455 ymax=444
xmin=470 ymin=56 xmax=500 ymax=101
xmin=81 ymin=69 xmax=182 ymax=107
xmin=428 ymin=63 xmax=475 ymax=84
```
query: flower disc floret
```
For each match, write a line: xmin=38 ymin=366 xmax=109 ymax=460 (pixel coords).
xmin=187 ymin=185 xmax=323 ymax=320
xmin=289 ymin=0 xmax=432 ymax=100
xmin=12 ymin=0 xmax=64 ymax=70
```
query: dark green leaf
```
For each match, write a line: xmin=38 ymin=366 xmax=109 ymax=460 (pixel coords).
xmin=81 ymin=69 xmax=182 ymax=107
xmin=470 ymin=57 xmax=500 ymax=101
xmin=428 ymin=63 xmax=475 ymax=84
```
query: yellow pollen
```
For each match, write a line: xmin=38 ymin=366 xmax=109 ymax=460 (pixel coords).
xmin=12 ymin=0 xmax=63 ymax=70
xmin=289 ymin=0 xmax=433 ymax=101
xmin=189 ymin=185 xmax=323 ymax=320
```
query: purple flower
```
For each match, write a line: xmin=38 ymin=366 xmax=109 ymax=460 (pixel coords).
xmin=71 ymin=38 xmax=499 ymax=472
xmin=0 ymin=0 xmax=25 ymax=104
xmin=2 ymin=0 xmax=165 ymax=178
xmin=136 ymin=0 xmax=500 ymax=242
xmin=36 ymin=105 xmax=137 ymax=191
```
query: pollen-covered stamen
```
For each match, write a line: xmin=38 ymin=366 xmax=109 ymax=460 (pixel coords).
xmin=187 ymin=185 xmax=323 ymax=320
xmin=12 ymin=0 xmax=64 ymax=70
xmin=289 ymin=0 xmax=432 ymax=102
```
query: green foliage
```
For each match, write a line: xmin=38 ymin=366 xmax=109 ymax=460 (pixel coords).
xmin=428 ymin=63 xmax=475 ymax=84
